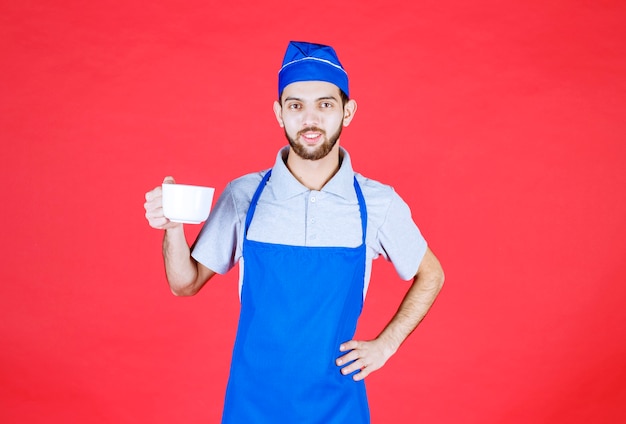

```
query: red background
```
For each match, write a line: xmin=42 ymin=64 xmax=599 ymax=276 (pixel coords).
xmin=2 ymin=1 xmax=625 ymax=423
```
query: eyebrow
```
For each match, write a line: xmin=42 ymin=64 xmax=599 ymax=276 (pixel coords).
xmin=284 ymin=95 xmax=340 ymax=103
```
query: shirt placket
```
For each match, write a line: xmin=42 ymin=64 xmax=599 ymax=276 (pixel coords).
xmin=306 ymin=190 xmax=321 ymax=245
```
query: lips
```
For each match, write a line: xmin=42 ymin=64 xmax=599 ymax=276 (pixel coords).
xmin=298 ymin=127 xmax=325 ymax=145
xmin=302 ymin=132 xmax=322 ymax=144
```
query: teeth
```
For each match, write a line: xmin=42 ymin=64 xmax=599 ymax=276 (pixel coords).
xmin=304 ymin=133 xmax=319 ymax=139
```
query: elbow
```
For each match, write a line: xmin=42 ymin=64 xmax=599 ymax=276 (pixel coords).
xmin=168 ymin=267 xmax=213 ymax=297
xmin=425 ymin=252 xmax=445 ymax=293
xmin=169 ymin=281 xmax=200 ymax=297
xmin=422 ymin=266 xmax=445 ymax=294
xmin=435 ymin=268 xmax=445 ymax=292
xmin=170 ymin=287 xmax=198 ymax=297
xmin=416 ymin=248 xmax=445 ymax=294
xmin=432 ymin=262 xmax=445 ymax=290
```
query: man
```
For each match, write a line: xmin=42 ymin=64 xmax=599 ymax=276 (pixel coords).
xmin=144 ymin=41 xmax=444 ymax=424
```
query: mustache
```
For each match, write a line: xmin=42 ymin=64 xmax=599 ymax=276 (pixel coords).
xmin=297 ymin=127 xmax=326 ymax=137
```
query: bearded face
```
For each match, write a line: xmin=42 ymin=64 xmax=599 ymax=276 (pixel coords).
xmin=275 ymin=81 xmax=356 ymax=162
xmin=284 ymin=123 xmax=343 ymax=161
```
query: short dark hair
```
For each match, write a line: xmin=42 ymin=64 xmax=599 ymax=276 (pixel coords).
xmin=339 ymin=90 xmax=349 ymax=106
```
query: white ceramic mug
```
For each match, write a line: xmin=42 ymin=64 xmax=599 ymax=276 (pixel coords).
xmin=162 ymin=183 xmax=215 ymax=224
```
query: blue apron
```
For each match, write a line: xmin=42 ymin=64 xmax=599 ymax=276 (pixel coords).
xmin=222 ymin=170 xmax=370 ymax=423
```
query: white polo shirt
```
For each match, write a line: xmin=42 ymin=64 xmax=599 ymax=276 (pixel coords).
xmin=191 ymin=146 xmax=427 ymax=298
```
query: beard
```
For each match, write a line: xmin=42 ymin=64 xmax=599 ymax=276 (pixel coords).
xmin=284 ymin=124 xmax=343 ymax=161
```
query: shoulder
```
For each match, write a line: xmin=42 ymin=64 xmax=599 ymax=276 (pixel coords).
xmin=355 ymin=173 xmax=401 ymax=210
xmin=221 ymin=169 xmax=269 ymax=210
xmin=355 ymin=173 xmax=416 ymax=237
xmin=228 ymin=169 xmax=268 ymax=194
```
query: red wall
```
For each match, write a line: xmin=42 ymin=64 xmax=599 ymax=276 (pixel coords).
xmin=2 ymin=1 xmax=625 ymax=422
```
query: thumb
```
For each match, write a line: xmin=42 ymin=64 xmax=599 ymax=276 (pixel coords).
xmin=163 ymin=176 xmax=176 ymax=184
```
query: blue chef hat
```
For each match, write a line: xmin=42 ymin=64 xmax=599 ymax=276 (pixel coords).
xmin=278 ymin=41 xmax=349 ymax=98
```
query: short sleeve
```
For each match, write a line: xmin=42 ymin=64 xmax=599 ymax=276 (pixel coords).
xmin=377 ymin=192 xmax=428 ymax=281
xmin=191 ymin=182 xmax=241 ymax=274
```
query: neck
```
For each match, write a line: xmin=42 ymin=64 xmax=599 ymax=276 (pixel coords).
xmin=286 ymin=144 xmax=342 ymax=191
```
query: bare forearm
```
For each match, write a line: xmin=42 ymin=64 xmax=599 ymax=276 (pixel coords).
xmin=145 ymin=178 xmax=213 ymax=296
xmin=162 ymin=226 xmax=201 ymax=296
xmin=377 ymin=248 xmax=444 ymax=355
xmin=336 ymin=249 xmax=444 ymax=380
xmin=377 ymin=267 xmax=444 ymax=355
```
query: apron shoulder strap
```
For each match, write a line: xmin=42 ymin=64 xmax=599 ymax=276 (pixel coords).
xmin=244 ymin=169 xmax=272 ymax=237
xmin=353 ymin=176 xmax=367 ymax=245
xmin=245 ymin=170 xmax=367 ymax=245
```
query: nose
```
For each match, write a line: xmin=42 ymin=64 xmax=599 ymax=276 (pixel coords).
xmin=301 ymin=106 xmax=320 ymax=127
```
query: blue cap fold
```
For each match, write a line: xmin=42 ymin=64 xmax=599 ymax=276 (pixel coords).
xmin=278 ymin=41 xmax=349 ymax=98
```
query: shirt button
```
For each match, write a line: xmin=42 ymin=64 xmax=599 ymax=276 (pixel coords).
xmin=310 ymin=196 xmax=316 ymax=203
xmin=311 ymin=218 xmax=316 ymax=224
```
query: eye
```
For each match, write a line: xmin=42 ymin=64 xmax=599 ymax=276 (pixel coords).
xmin=287 ymin=103 xmax=301 ymax=110
xmin=320 ymin=102 xmax=333 ymax=108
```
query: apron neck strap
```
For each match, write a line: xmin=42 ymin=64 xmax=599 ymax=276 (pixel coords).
xmin=244 ymin=170 xmax=272 ymax=237
xmin=353 ymin=176 xmax=367 ymax=245
xmin=244 ymin=169 xmax=367 ymax=244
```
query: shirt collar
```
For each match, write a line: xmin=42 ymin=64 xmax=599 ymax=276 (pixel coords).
xmin=269 ymin=146 xmax=356 ymax=201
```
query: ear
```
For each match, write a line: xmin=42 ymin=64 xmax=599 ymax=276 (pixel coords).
xmin=342 ymin=99 xmax=357 ymax=127
xmin=273 ymin=101 xmax=284 ymax=127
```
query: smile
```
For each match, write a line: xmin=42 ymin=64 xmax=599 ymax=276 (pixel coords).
xmin=302 ymin=133 xmax=322 ymax=145
xmin=299 ymin=128 xmax=325 ymax=144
